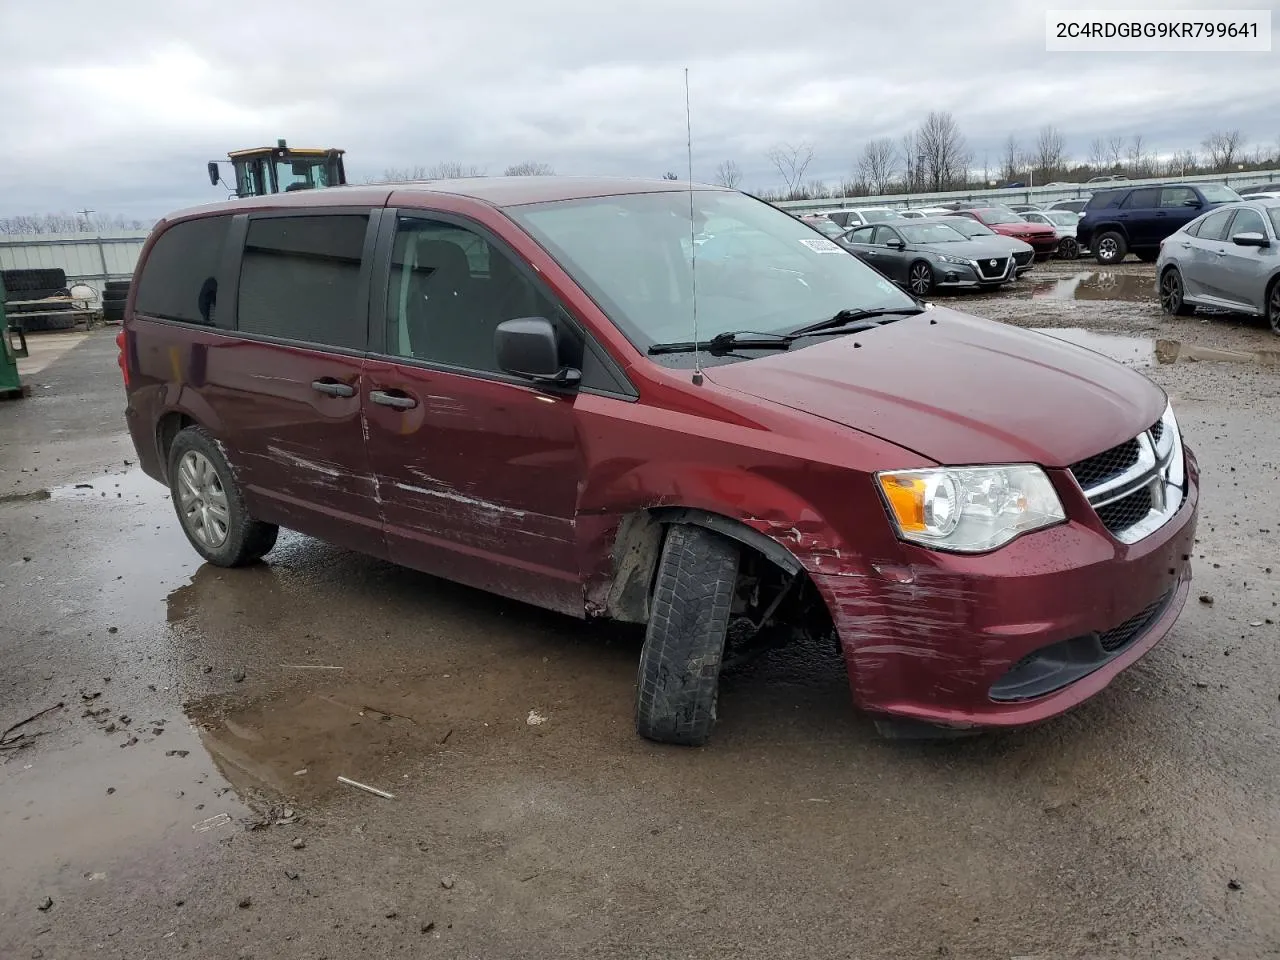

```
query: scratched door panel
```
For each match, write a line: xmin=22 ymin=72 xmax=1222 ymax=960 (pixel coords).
xmin=362 ymin=357 xmax=583 ymax=616
xmin=214 ymin=340 xmax=384 ymax=555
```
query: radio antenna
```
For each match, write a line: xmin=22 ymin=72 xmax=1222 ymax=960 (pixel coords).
xmin=685 ymin=67 xmax=703 ymax=386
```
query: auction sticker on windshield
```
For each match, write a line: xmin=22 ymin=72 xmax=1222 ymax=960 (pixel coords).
xmin=799 ymin=238 xmax=844 ymax=253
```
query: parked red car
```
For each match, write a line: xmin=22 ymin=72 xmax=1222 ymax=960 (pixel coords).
xmin=120 ymin=178 xmax=1197 ymax=746
xmin=948 ymin=207 xmax=1058 ymax=259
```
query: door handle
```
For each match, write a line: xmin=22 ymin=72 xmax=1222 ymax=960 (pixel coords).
xmin=311 ymin=379 xmax=355 ymax=398
xmin=1215 ymin=250 xmax=1227 ymax=257
xmin=370 ymin=389 xmax=418 ymax=410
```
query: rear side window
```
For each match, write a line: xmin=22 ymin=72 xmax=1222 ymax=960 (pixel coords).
xmin=237 ymin=215 xmax=369 ymax=350
xmin=1196 ymin=208 xmax=1235 ymax=242
xmin=1121 ymin=189 xmax=1160 ymax=210
xmin=134 ymin=216 xmax=232 ymax=325
xmin=847 ymin=226 xmax=875 ymax=244
xmin=1085 ymin=192 xmax=1122 ymax=210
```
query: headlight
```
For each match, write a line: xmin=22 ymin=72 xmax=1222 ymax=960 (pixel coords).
xmin=935 ymin=254 xmax=974 ymax=266
xmin=1155 ymin=400 xmax=1184 ymax=487
xmin=876 ymin=465 xmax=1066 ymax=553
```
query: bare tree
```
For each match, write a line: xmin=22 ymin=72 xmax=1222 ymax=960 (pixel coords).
xmin=766 ymin=142 xmax=815 ymax=198
xmin=857 ymin=138 xmax=899 ymax=195
xmin=0 ymin=212 xmax=150 ymax=235
xmin=503 ymin=161 xmax=554 ymax=176
xmin=917 ymin=111 xmax=970 ymax=191
xmin=377 ymin=165 xmax=430 ymax=181
xmin=833 ymin=177 xmax=863 ymax=199
xmin=1000 ymin=135 xmax=1022 ymax=183
xmin=1106 ymin=135 xmax=1126 ymax=170
xmin=1202 ymin=129 xmax=1244 ymax=171
xmin=1033 ymin=125 xmax=1066 ymax=181
xmin=713 ymin=160 xmax=743 ymax=188
xmin=1125 ymin=135 xmax=1146 ymax=175
xmin=900 ymin=131 xmax=920 ymax=189
xmin=662 ymin=171 xmax=679 ymax=180
xmin=1088 ymin=137 xmax=1107 ymax=171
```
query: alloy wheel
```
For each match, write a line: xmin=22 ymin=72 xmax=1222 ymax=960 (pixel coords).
xmin=1097 ymin=237 xmax=1118 ymax=261
xmin=1160 ymin=271 xmax=1183 ymax=315
xmin=909 ymin=264 xmax=932 ymax=296
xmin=176 ymin=450 xmax=230 ymax=548
xmin=1059 ymin=237 xmax=1079 ymax=259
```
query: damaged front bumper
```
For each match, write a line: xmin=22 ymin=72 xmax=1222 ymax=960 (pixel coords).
xmin=808 ymin=465 xmax=1199 ymax=730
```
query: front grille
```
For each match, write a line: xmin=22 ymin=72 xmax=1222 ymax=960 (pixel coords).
xmin=977 ymin=257 xmax=1009 ymax=279
xmin=1099 ymin=591 xmax=1172 ymax=652
xmin=1071 ymin=438 xmax=1140 ymax=489
xmin=1096 ymin=486 xmax=1153 ymax=535
xmin=1013 ymin=250 xmax=1034 ymax=266
xmin=1150 ymin=418 xmax=1164 ymax=445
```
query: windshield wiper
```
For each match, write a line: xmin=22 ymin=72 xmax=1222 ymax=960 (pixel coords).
xmin=789 ymin=306 xmax=925 ymax=337
xmin=646 ymin=330 xmax=795 ymax=355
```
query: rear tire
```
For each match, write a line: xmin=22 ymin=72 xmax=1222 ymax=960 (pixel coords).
xmin=1057 ymin=237 xmax=1079 ymax=260
xmin=104 ymin=280 xmax=131 ymax=293
xmin=1267 ymin=279 xmax=1280 ymax=336
xmin=167 ymin=426 xmax=278 ymax=567
xmin=102 ymin=302 xmax=124 ymax=323
xmin=1094 ymin=231 xmax=1127 ymax=264
xmin=635 ymin=524 xmax=740 ymax=746
xmin=1159 ymin=268 xmax=1195 ymax=317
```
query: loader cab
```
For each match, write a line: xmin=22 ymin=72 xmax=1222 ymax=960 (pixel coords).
xmin=208 ymin=140 xmax=346 ymax=198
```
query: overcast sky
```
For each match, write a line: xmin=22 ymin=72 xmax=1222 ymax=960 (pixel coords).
xmin=2 ymin=0 xmax=1277 ymax=219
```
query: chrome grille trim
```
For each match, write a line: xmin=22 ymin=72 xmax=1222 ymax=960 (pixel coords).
xmin=1070 ymin=404 xmax=1185 ymax=545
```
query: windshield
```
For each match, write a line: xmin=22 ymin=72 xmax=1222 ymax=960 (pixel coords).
xmin=1199 ymin=184 xmax=1242 ymax=203
xmin=858 ymin=209 xmax=902 ymax=222
xmin=1269 ymin=209 xmax=1280 ymax=236
xmin=941 ymin=218 xmax=993 ymax=237
xmin=510 ymin=190 xmax=914 ymax=349
xmin=977 ymin=209 xmax=1022 ymax=225
xmin=898 ymin=223 xmax=967 ymax=243
xmin=274 ymin=157 xmax=333 ymax=191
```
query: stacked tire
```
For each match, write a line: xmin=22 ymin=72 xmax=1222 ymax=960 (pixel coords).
xmin=102 ymin=280 xmax=130 ymax=324
xmin=1 ymin=268 xmax=77 ymax=332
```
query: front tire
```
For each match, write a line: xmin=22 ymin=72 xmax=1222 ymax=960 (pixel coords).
xmin=907 ymin=261 xmax=934 ymax=297
xmin=635 ymin=524 xmax=740 ymax=746
xmin=168 ymin=426 xmax=278 ymax=567
xmin=1159 ymin=268 xmax=1195 ymax=317
xmin=1094 ymin=231 xmax=1127 ymax=264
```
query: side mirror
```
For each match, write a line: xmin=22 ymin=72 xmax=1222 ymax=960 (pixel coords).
xmin=207 ymin=162 xmax=221 ymax=187
xmin=1231 ymin=231 xmax=1269 ymax=248
xmin=886 ymin=238 xmax=906 ymax=250
xmin=495 ymin=317 xmax=580 ymax=386
xmin=1182 ymin=198 xmax=1202 ymax=207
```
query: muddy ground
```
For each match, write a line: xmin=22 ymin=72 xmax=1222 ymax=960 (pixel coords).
xmin=1 ymin=260 xmax=1278 ymax=959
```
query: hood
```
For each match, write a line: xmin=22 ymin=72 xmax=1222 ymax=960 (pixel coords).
xmin=913 ymin=238 xmax=1020 ymax=259
xmin=704 ymin=307 xmax=1166 ymax=467
xmin=992 ymin=221 xmax=1055 ymax=238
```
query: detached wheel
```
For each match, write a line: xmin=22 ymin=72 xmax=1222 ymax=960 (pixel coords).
xmin=104 ymin=280 xmax=131 ymax=294
xmin=1057 ymin=237 xmax=1079 ymax=260
xmin=635 ymin=524 xmax=740 ymax=746
xmin=167 ymin=426 xmax=278 ymax=567
xmin=908 ymin=261 xmax=935 ymax=297
xmin=1159 ymin=268 xmax=1195 ymax=316
xmin=1094 ymin=231 xmax=1127 ymax=264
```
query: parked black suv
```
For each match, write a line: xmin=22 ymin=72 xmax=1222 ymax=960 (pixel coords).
xmin=1076 ymin=183 xmax=1242 ymax=264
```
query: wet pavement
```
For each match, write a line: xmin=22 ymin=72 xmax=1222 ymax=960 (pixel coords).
xmin=2 ymin=297 xmax=1279 ymax=958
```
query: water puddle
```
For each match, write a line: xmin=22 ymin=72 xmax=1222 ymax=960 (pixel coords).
xmin=50 ymin=468 xmax=167 ymax=504
xmin=1028 ymin=271 xmax=1155 ymax=302
xmin=1034 ymin=328 xmax=1280 ymax=368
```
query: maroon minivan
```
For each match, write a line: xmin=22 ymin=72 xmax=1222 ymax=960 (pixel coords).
xmin=120 ymin=178 xmax=1198 ymax=745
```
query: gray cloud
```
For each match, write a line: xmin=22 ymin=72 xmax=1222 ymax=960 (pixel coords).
xmin=2 ymin=0 xmax=1276 ymax=218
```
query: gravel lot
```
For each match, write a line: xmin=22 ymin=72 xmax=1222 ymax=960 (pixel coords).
xmin=2 ymin=263 xmax=1277 ymax=959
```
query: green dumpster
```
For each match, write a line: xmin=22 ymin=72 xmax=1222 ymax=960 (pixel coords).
xmin=1 ymin=276 xmax=31 ymax=400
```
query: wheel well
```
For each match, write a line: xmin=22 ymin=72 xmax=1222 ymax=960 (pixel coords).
xmin=601 ymin=508 xmax=810 ymax=625
xmin=1094 ymin=223 xmax=1127 ymax=239
xmin=156 ymin=412 xmax=196 ymax=480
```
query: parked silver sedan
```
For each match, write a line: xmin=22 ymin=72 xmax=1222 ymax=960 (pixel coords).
xmin=1155 ymin=198 xmax=1280 ymax=334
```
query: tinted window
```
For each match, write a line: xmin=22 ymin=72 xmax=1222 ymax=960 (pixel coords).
xmin=237 ymin=215 xmax=369 ymax=349
xmin=1159 ymin=187 xmax=1197 ymax=208
xmin=509 ymin=190 xmax=913 ymax=349
xmin=1121 ymin=189 xmax=1160 ymax=210
xmin=1196 ymin=208 xmax=1235 ymax=242
xmin=1230 ymin=208 xmax=1266 ymax=237
xmin=135 ymin=216 xmax=232 ymax=325
xmin=847 ymin=226 xmax=876 ymax=244
xmin=385 ymin=217 xmax=573 ymax=374
xmin=1085 ymin=192 xmax=1123 ymax=210
xmin=873 ymin=225 xmax=900 ymax=245
xmin=1198 ymin=184 xmax=1242 ymax=203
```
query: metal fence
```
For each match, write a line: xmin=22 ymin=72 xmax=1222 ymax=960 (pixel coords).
xmin=0 ymin=230 xmax=150 ymax=302
xmin=775 ymin=168 xmax=1280 ymax=214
